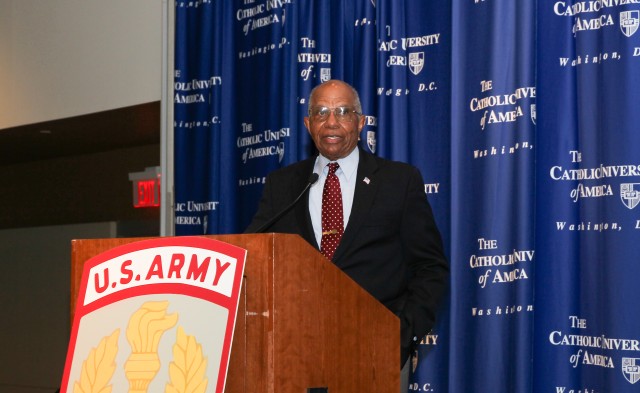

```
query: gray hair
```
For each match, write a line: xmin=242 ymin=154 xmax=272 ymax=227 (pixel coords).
xmin=308 ymin=80 xmax=362 ymax=114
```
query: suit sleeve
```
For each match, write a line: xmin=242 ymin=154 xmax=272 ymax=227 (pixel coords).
xmin=398 ymin=166 xmax=449 ymax=363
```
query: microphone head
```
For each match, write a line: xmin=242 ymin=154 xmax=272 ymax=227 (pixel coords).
xmin=308 ymin=172 xmax=320 ymax=185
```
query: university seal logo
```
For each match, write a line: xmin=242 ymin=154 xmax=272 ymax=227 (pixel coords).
xmin=530 ymin=104 xmax=536 ymax=125
xmin=278 ymin=141 xmax=285 ymax=162
xmin=622 ymin=358 xmax=640 ymax=384
xmin=620 ymin=11 xmax=639 ymax=37
xmin=320 ymin=68 xmax=331 ymax=82
xmin=620 ymin=183 xmax=640 ymax=209
xmin=409 ymin=52 xmax=425 ymax=75
xmin=367 ymin=131 xmax=377 ymax=154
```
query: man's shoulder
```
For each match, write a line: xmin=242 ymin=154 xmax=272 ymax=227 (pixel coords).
xmin=266 ymin=156 xmax=316 ymax=178
xmin=360 ymin=149 xmax=419 ymax=174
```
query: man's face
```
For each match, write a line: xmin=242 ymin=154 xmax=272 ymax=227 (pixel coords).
xmin=304 ymin=81 xmax=365 ymax=161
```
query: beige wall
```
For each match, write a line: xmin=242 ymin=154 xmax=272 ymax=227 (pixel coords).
xmin=0 ymin=2 xmax=164 ymax=391
xmin=0 ymin=0 xmax=162 ymax=129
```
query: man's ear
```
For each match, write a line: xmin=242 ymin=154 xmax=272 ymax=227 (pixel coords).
xmin=358 ymin=114 xmax=365 ymax=131
xmin=304 ymin=116 xmax=311 ymax=131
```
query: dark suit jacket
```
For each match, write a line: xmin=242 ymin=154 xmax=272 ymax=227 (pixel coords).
xmin=246 ymin=148 xmax=448 ymax=365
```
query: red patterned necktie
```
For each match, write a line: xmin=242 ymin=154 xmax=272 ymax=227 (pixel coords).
xmin=321 ymin=162 xmax=344 ymax=260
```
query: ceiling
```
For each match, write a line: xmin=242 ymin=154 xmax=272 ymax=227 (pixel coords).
xmin=0 ymin=101 xmax=161 ymax=166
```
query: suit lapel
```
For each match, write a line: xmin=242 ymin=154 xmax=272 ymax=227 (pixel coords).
xmin=333 ymin=150 xmax=379 ymax=263
xmin=293 ymin=157 xmax=319 ymax=249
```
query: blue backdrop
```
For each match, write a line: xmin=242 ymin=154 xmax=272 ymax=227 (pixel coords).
xmin=534 ymin=1 xmax=640 ymax=392
xmin=173 ymin=0 xmax=640 ymax=391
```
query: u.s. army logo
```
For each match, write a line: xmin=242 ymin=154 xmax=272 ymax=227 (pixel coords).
xmin=622 ymin=358 xmax=640 ymax=384
xmin=409 ymin=52 xmax=424 ymax=75
xmin=620 ymin=11 xmax=639 ymax=37
xmin=62 ymin=237 xmax=246 ymax=393
xmin=621 ymin=183 xmax=640 ymax=209
xmin=72 ymin=301 xmax=208 ymax=393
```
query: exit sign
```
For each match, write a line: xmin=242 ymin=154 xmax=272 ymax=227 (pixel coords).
xmin=128 ymin=166 xmax=161 ymax=208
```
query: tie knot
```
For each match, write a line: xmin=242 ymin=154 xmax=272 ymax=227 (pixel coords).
xmin=327 ymin=162 xmax=340 ymax=175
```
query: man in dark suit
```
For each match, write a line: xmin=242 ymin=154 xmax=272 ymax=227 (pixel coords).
xmin=246 ymin=80 xmax=448 ymax=378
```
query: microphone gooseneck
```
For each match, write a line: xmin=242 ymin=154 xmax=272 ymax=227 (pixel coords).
xmin=254 ymin=173 xmax=319 ymax=233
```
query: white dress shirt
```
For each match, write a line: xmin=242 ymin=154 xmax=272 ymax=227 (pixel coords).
xmin=309 ymin=148 xmax=359 ymax=247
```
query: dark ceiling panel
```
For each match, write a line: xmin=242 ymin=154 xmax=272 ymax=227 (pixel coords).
xmin=0 ymin=101 xmax=160 ymax=166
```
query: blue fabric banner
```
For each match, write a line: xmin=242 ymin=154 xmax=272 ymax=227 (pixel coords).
xmin=444 ymin=1 xmax=536 ymax=392
xmin=534 ymin=1 xmax=640 ymax=391
xmin=173 ymin=0 xmax=640 ymax=392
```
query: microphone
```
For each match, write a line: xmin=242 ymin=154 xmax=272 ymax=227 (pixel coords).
xmin=254 ymin=172 xmax=319 ymax=233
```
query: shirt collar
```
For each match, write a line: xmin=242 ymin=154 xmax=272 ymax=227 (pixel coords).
xmin=315 ymin=148 xmax=359 ymax=182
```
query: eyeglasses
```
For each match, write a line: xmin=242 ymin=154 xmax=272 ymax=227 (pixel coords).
xmin=308 ymin=106 xmax=361 ymax=122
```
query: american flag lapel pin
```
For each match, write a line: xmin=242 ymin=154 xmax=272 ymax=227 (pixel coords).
xmin=363 ymin=177 xmax=370 ymax=184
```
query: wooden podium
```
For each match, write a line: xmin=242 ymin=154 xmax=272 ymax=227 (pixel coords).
xmin=71 ymin=233 xmax=399 ymax=392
